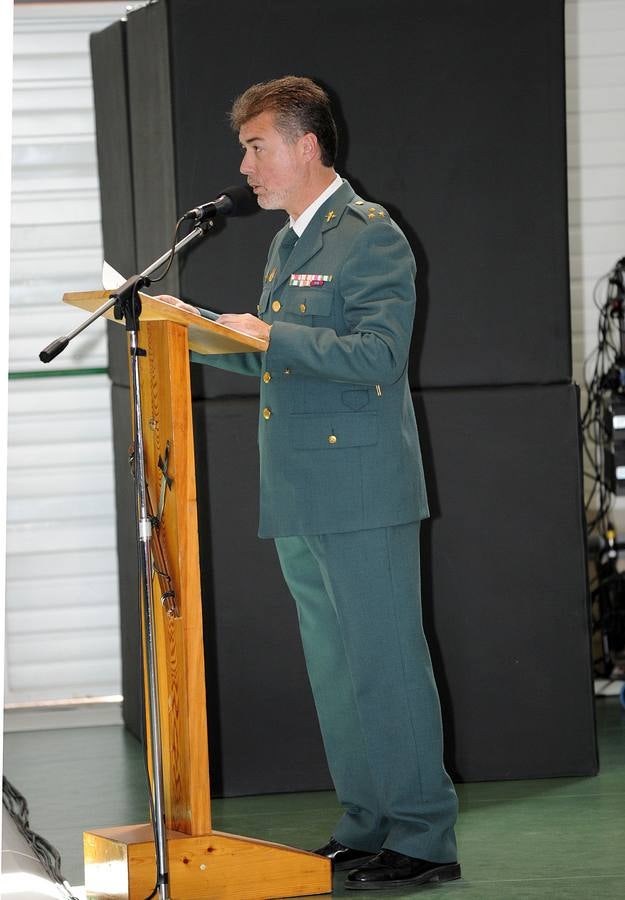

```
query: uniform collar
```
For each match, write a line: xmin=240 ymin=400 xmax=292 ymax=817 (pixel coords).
xmin=290 ymin=172 xmax=343 ymax=237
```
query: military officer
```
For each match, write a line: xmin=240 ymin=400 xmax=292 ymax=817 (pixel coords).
xmin=158 ymin=76 xmax=459 ymax=891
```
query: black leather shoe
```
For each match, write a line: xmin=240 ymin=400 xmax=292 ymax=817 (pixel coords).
xmin=313 ymin=836 xmax=376 ymax=871
xmin=345 ymin=849 xmax=461 ymax=890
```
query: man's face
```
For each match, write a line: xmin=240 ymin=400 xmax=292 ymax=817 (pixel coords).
xmin=239 ymin=111 xmax=305 ymax=214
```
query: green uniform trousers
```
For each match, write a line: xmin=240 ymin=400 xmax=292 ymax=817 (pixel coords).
xmin=274 ymin=521 xmax=458 ymax=863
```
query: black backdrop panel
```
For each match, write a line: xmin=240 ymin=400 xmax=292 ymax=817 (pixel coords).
xmin=162 ymin=0 xmax=570 ymax=393
xmin=126 ymin=0 xmax=180 ymax=288
xmin=90 ymin=21 xmax=136 ymax=280
xmin=416 ymin=383 xmax=596 ymax=780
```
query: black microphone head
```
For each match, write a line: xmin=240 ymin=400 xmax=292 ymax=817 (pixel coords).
xmin=221 ymin=184 xmax=258 ymax=216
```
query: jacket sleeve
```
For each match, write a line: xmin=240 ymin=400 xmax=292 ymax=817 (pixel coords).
xmin=265 ymin=220 xmax=416 ymax=386
xmin=190 ymin=348 xmax=262 ymax=376
xmin=189 ymin=306 xmax=262 ymax=377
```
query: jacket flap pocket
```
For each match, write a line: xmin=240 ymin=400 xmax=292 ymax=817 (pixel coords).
xmin=290 ymin=412 xmax=378 ymax=449
xmin=283 ymin=289 xmax=333 ymax=317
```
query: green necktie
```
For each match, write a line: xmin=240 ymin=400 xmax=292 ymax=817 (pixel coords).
xmin=278 ymin=227 xmax=298 ymax=272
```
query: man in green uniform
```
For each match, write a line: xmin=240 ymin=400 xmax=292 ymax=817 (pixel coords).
xmin=160 ymin=76 xmax=459 ymax=891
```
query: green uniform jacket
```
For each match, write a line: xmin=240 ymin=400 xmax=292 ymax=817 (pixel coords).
xmin=191 ymin=179 xmax=429 ymax=537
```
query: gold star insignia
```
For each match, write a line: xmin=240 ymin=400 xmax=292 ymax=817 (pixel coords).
xmin=378 ymin=211 xmax=385 ymax=217
xmin=368 ymin=213 xmax=375 ymax=220
xmin=369 ymin=207 xmax=376 ymax=212
xmin=326 ymin=210 xmax=336 ymax=222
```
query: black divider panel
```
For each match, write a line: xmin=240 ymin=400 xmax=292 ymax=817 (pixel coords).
xmin=90 ymin=20 xmax=137 ymax=386
xmin=416 ymin=382 xmax=596 ymax=780
xmin=96 ymin=0 xmax=571 ymax=394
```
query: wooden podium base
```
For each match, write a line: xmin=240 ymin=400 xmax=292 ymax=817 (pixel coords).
xmin=83 ymin=825 xmax=332 ymax=899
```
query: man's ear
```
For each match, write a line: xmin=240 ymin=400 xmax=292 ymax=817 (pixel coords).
xmin=300 ymin=132 xmax=319 ymax=162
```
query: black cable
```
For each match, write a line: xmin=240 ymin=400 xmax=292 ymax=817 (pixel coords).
xmin=127 ymin=444 xmax=167 ymax=900
xmin=580 ymin=262 xmax=625 ymax=537
xmin=2 ymin=776 xmax=80 ymax=900
xmin=127 ymin=445 xmax=164 ymax=900
xmin=146 ymin=216 xmax=188 ymax=286
xmin=136 ymin=560 xmax=163 ymax=900
xmin=581 ymin=258 xmax=625 ymax=679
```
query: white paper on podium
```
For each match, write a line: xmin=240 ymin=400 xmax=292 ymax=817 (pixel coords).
xmin=102 ymin=260 xmax=126 ymax=291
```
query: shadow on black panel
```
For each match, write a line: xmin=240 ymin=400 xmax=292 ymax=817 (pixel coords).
xmin=411 ymin=391 xmax=457 ymax=775
xmin=322 ymin=78 xmax=430 ymax=389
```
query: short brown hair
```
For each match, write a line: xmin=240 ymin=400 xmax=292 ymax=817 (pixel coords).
xmin=230 ymin=75 xmax=338 ymax=167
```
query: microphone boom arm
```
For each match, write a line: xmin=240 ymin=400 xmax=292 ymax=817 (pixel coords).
xmin=39 ymin=220 xmax=213 ymax=363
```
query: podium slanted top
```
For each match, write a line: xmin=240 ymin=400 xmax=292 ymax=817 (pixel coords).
xmin=63 ymin=290 xmax=268 ymax=355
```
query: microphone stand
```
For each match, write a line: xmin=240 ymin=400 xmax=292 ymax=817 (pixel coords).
xmin=40 ymin=218 xmax=214 ymax=900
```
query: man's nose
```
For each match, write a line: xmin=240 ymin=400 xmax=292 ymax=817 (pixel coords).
xmin=240 ymin=151 xmax=253 ymax=175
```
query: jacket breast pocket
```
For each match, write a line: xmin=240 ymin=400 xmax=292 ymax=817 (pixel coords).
xmin=290 ymin=411 xmax=378 ymax=449
xmin=282 ymin=289 xmax=334 ymax=324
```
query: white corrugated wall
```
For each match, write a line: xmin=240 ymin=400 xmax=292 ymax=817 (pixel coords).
xmin=5 ymin=0 xmax=624 ymax=703
xmin=6 ymin=2 xmax=128 ymax=704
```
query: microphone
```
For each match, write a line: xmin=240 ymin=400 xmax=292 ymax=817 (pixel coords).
xmin=182 ymin=185 xmax=257 ymax=222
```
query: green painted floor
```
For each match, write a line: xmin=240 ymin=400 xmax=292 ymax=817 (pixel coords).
xmin=3 ymin=699 xmax=624 ymax=898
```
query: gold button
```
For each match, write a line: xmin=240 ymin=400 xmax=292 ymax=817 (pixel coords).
xmin=263 ymin=371 xmax=271 ymax=383
xmin=328 ymin=434 xmax=337 ymax=445
xmin=299 ymin=303 xmax=307 ymax=313
xmin=262 ymin=407 xmax=272 ymax=420
xmin=272 ymin=300 xmax=281 ymax=312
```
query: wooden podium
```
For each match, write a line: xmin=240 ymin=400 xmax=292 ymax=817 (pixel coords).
xmin=64 ymin=292 xmax=331 ymax=899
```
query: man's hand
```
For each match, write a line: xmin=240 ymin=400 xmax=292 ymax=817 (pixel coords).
xmin=154 ymin=294 xmax=201 ymax=317
xmin=217 ymin=313 xmax=271 ymax=342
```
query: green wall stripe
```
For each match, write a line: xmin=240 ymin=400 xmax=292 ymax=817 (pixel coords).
xmin=9 ymin=368 xmax=108 ymax=381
